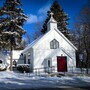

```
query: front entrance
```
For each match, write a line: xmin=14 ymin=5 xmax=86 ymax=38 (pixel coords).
xmin=57 ymin=56 xmax=67 ymax=72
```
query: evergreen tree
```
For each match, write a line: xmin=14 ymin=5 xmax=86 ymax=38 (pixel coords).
xmin=0 ymin=0 xmax=27 ymax=70
xmin=41 ymin=0 xmax=70 ymax=39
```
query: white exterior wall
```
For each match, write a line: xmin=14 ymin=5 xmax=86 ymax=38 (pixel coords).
xmin=22 ymin=48 xmax=33 ymax=70
xmin=47 ymin=22 xmax=57 ymax=31
xmin=22 ymin=15 xmax=76 ymax=72
xmin=0 ymin=50 xmax=23 ymax=68
xmin=33 ymin=29 xmax=76 ymax=72
xmin=12 ymin=50 xmax=23 ymax=60
xmin=7 ymin=50 xmax=23 ymax=65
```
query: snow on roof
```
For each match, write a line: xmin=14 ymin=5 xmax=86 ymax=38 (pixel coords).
xmin=22 ymin=35 xmax=44 ymax=53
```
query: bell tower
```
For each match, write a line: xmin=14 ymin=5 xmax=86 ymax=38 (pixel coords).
xmin=47 ymin=12 xmax=57 ymax=31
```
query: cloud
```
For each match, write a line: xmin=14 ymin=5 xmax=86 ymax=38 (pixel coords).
xmin=26 ymin=0 xmax=53 ymax=24
xmin=26 ymin=14 xmax=44 ymax=24
xmin=38 ymin=4 xmax=51 ymax=15
xmin=38 ymin=0 xmax=53 ymax=14
xmin=27 ymin=14 xmax=38 ymax=24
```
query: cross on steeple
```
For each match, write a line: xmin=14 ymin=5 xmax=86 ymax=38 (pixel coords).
xmin=50 ymin=12 xmax=54 ymax=17
xmin=47 ymin=12 xmax=57 ymax=31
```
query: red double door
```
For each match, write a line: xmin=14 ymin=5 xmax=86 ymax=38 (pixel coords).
xmin=57 ymin=56 xmax=67 ymax=72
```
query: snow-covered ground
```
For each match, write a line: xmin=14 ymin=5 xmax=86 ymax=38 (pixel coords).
xmin=0 ymin=71 xmax=90 ymax=90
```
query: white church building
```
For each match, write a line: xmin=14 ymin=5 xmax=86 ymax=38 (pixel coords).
xmin=19 ymin=13 xmax=77 ymax=72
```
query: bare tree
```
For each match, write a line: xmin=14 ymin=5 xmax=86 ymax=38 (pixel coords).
xmin=21 ymin=39 xmax=27 ymax=49
xmin=21 ymin=33 xmax=31 ymax=48
xmin=33 ymin=22 xmax=43 ymax=40
xmin=26 ymin=34 xmax=31 ymax=44
xmin=75 ymin=1 xmax=90 ymax=74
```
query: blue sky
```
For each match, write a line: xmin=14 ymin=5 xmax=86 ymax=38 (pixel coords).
xmin=0 ymin=0 xmax=87 ymax=40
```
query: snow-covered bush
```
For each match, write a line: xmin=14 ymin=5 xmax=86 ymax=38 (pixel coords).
xmin=17 ymin=64 xmax=30 ymax=73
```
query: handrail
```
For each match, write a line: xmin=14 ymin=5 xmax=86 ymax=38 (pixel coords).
xmin=61 ymin=47 xmax=72 ymax=59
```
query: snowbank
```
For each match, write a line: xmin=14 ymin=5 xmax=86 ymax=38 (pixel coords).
xmin=0 ymin=71 xmax=90 ymax=89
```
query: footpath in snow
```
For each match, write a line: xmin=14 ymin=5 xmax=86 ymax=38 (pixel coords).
xmin=0 ymin=71 xmax=90 ymax=89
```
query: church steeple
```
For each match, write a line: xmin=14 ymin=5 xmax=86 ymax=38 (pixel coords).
xmin=47 ymin=12 xmax=57 ymax=31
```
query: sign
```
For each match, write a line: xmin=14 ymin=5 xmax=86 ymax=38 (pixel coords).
xmin=79 ymin=54 xmax=84 ymax=61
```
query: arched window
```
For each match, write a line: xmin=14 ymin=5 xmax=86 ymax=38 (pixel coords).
xmin=50 ymin=39 xmax=59 ymax=49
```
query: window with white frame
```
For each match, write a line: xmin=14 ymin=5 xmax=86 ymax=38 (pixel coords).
xmin=50 ymin=39 xmax=59 ymax=49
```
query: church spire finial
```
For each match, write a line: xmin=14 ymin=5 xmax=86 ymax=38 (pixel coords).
xmin=50 ymin=12 xmax=54 ymax=18
xmin=47 ymin=12 xmax=57 ymax=31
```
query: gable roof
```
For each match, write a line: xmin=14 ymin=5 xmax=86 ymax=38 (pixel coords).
xmin=22 ymin=35 xmax=43 ymax=53
xmin=23 ymin=28 xmax=77 ymax=53
xmin=54 ymin=28 xmax=77 ymax=50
